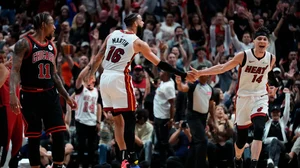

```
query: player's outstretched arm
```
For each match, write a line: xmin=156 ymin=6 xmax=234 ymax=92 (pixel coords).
xmin=196 ymin=52 xmax=244 ymax=77
xmin=75 ymin=64 xmax=90 ymax=89
xmin=89 ymin=35 xmax=110 ymax=75
xmin=0 ymin=63 xmax=8 ymax=88
xmin=134 ymin=39 xmax=193 ymax=80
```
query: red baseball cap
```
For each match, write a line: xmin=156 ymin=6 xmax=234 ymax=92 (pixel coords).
xmin=134 ymin=65 xmax=143 ymax=70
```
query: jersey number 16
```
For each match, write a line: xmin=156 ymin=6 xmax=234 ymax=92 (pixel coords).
xmin=106 ymin=46 xmax=125 ymax=63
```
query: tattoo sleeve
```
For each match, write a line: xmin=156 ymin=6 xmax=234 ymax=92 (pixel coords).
xmin=10 ymin=39 xmax=28 ymax=95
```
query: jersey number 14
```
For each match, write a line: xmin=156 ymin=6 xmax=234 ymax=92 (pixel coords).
xmin=106 ymin=46 xmax=125 ymax=63
xmin=251 ymin=74 xmax=263 ymax=83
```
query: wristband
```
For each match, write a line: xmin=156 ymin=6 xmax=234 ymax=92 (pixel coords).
xmin=157 ymin=61 xmax=187 ymax=78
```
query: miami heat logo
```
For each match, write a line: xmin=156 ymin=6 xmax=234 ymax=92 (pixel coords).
xmin=257 ymin=107 xmax=263 ymax=112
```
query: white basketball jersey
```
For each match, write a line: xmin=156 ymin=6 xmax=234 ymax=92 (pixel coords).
xmin=102 ymin=30 xmax=139 ymax=72
xmin=75 ymin=87 xmax=99 ymax=126
xmin=236 ymin=49 xmax=272 ymax=97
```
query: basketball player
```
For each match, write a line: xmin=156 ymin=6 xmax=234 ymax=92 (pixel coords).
xmin=0 ymin=51 xmax=23 ymax=168
xmin=88 ymin=13 xmax=195 ymax=168
xmin=194 ymin=27 xmax=279 ymax=168
xmin=9 ymin=12 xmax=77 ymax=168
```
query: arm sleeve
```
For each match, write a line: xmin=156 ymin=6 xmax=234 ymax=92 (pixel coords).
xmin=75 ymin=85 xmax=84 ymax=94
xmin=268 ymin=70 xmax=279 ymax=87
xmin=157 ymin=61 xmax=187 ymax=78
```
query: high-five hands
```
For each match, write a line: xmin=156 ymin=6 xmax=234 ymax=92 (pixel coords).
xmin=185 ymin=66 xmax=199 ymax=83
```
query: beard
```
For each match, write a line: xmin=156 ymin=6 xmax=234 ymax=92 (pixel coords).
xmin=136 ymin=26 xmax=143 ymax=39
xmin=46 ymin=34 xmax=53 ymax=40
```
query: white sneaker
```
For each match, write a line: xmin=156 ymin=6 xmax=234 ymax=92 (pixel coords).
xmin=267 ymin=159 xmax=274 ymax=168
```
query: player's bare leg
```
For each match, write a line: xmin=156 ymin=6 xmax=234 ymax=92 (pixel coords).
xmin=235 ymin=143 xmax=246 ymax=160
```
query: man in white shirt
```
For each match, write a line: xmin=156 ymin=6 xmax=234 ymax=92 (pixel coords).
xmin=153 ymin=70 xmax=176 ymax=167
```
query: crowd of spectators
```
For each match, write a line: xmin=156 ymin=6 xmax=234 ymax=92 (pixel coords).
xmin=1 ymin=0 xmax=300 ymax=168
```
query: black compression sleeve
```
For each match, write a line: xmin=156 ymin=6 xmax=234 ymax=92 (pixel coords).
xmin=157 ymin=61 xmax=187 ymax=78
xmin=268 ymin=70 xmax=279 ymax=87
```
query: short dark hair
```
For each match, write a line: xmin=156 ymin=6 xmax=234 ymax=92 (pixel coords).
xmin=254 ymin=26 xmax=270 ymax=39
xmin=195 ymin=47 xmax=206 ymax=54
xmin=136 ymin=109 xmax=149 ymax=121
xmin=124 ymin=13 xmax=139 ymax=27
xmin=33 ymin=12 xmax=51 ymax=30
xmin=174 ymin=26 xmax=183 ymax=33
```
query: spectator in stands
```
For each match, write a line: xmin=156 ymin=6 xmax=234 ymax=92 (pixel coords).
xmin=167 ymin=26 xmax=194 ymax=65
xmin=135 ymin=109 xmax=154 ymax=165
xmin=98 ymin=111 xmax=115 ymax=165
xmin=153 ymin=70 xmax=176 ymax=167
xmin=263 ymin=88 xmax=291 ymax=168
xmin=207 ymin=105 xmax=234 ymax=168
xmin=167 ymin=121 xmax=192 ymax=168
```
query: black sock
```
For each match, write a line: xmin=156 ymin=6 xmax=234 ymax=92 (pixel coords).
xmin=53 ymin=163 xmax=64 ymax=168
xmin=120 ymin=150 xmax=128 ymax=161
xmin=128 ymin=152 xmax=138 ymax=163
xmin=250 ymin=159 xmax=258 ymax=168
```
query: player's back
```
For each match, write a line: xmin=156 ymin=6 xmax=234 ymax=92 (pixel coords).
xmin=237 ymin=48 xmax=272 ymax=97
xmin=20 ymin=34 xmax=56 ymax=89
xmin=102 ymin=30 xmax=139 ymax=72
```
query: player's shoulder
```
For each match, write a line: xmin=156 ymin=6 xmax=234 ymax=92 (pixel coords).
xmin=14 ymin=38 xmax=30 ymax=53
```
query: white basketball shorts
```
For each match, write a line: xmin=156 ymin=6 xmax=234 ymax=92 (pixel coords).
xmin=235 ymin=94 xmax=268 ymax=128
xmin=100 ymin=70 xmax=136 ymax=113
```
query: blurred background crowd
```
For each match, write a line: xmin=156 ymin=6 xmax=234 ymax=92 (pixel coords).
xmin=1 ymin=0 xmax=300 ymax=168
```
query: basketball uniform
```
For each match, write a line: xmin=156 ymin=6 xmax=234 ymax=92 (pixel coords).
xmin=0 ymin=72 xmax=23 ymax=167
xmin=235 ymin=48 xmax=272 ymax=127
xmin=20 ymin=34 xmax=66 ymax=137
xmin=75 ymin=86 xmax=101 ymax=126
xmin=100 ymin=30 xmax=138 ymax=113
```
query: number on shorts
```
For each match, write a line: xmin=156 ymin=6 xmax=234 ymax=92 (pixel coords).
xmin=38 ymin=63 xmax=51 ymax=79
xmin=251 ymin=74 xmax=263 ymax=83
xmin=106 ymin=46 xmax=125 ymax=63
xmin=83 ymin=102 xmax=95 ymax=113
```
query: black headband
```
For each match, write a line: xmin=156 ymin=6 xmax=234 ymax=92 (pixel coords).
xmin=254 ymin=31 xmax=268 ymax=39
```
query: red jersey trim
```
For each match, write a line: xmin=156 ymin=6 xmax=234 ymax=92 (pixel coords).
xmin=23 ymin=37 xmax=32 ymax=59
xmin=28 ymin=34 xmax=49 ymax=47
xmin=236 ymin=123 xmax=252 ymax=129
xmin=120 ymin=30 xmax=135 ymax=34
xmin=21 ymin=86 xmax=54 ymax=92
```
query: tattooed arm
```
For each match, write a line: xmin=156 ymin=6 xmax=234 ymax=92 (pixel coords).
xmin=10 ymin=38 xmax=29 ymax=113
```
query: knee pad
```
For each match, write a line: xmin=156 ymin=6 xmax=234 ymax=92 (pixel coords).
xmin=28 ymin=138 xmax=41 ymax=166
xmin=252 ymin=116 xmax=266 ymax=141
xmin=235 ymin=127 xmax=248 ymax=149
xmin=51 ymin=132 xmax=65 ymax=162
